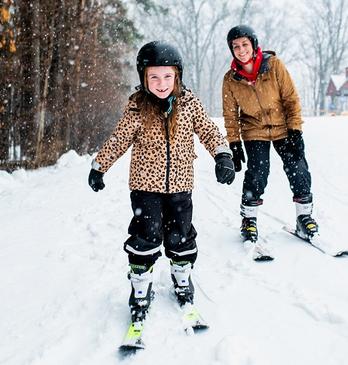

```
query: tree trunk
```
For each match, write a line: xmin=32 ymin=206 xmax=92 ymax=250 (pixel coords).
xmin=18 ymin=0 xmax=37 ymax=162
xmin=35 ymin=9 xmax=55 ymax=165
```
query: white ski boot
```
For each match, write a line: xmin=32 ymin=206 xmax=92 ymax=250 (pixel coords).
xmin=128 ymin=264 xmax=154 ymax=322
xmin=170 ymin=261 xmax=194 ymax=307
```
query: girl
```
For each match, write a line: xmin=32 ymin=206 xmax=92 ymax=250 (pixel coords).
xmin=88 ymin=41 xmax=234 ymax=324
xmin=222 ymin=25 xmax=318 ymax=247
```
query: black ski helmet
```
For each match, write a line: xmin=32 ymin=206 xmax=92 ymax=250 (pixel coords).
xmin=136 ymin=41 xmax=183 ymax=89
xmin=227 ymin=25 xmax=258 ymax=56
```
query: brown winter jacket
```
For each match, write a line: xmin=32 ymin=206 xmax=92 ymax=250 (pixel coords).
xmin=223 ymin=52 xmax=303 ymax=142
xmin=93 ymin=89 xmax=229 ymax=193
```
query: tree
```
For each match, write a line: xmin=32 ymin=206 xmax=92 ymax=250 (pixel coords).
xmin=0 ymin=0 xmax=17 ymax=163
xmin=301 ymin=0 xmax=348 ymax=115
xmin=0 ymin=0 xmax=140 ymax=170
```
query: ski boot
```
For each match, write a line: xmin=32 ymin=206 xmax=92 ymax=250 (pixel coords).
xmin=241 ymin=217 xmax=258 ymax=242
xmin=170 ymin=260 xmax=194 ymax=307
xmin=240 ymin=203 xmax=259 ymax=242
xmin=294 ymin=199 xmax=319 ymax=240
xmin=296 ymin=215 xmax=318 ymax=240
xmin=128 ymin=264 xmax=154 ymax=322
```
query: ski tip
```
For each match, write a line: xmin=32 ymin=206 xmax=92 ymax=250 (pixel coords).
xmin=333 ymin=251 xmax=348 ymax=257
xmin=249 ymin=242 xmax=275 ymax=262
xmin=192 ymin=323 xmax=209 ymax=332
xmin=118 ymin=344 xmax=145 ymax=357
xmin=254 ymin=255 xmax=274 ymax=262
xmin=185 ymin=323 xmax=209 ymax=336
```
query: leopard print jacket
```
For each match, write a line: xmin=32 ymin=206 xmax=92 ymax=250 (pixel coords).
xmin=93 ymin=89 xmax=230 ymax=193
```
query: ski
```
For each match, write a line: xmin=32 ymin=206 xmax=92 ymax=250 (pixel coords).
xmin=170 ymin=289 xmax=209 ymax=335
xmin=244 ymin=239 xmax=274 ymax=261
xmin=119 ymin=320 xmax=145 ymax=355
xmin=181 ymin=302 xmax=209 ymax=335
xmin=282 ymin=225 xmax=348 ymax=257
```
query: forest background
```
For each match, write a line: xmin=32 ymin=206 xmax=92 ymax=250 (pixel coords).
xmin=1 ymin=0 xmax=347 ymax=170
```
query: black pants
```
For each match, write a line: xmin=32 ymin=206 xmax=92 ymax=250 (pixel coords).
xmin=242 ymin=139 xmax=312 ymax=205
xmin=124 ymin=190 xmax=197 ymax=267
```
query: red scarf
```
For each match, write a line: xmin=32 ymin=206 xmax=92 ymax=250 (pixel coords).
xmin=231 ymin=47 xmax=263 ymax=83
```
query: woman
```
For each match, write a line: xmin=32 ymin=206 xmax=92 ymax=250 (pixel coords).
xmin=222 ymin=25 xmax=318 ymax=245
xmin=88 ymin=41 xmax=234 ymax=324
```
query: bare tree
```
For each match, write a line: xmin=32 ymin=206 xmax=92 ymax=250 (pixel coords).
xmin=239 ymin=0 xmax=252 ymax=23
xmin=204 ymin=26 xmax=230 ymax=115
xmin=301 ymin=0 xmax=348 ymax=115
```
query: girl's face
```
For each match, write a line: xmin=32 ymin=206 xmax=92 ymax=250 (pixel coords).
xmin=146 ymin=66 xmax=176 ymax=99
xmin=231 ymin=37 xmax=253 ymax=62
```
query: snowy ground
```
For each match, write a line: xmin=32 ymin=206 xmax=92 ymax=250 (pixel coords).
xmin=1 ymin=116 xmax=348 ymax=365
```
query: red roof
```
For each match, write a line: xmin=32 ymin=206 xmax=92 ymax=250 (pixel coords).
xmin=326 ymin=72 xmax=348 ymax=96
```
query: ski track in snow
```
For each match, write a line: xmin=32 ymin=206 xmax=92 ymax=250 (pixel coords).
xmin=199 ymin=184 xmax=348 ymax=344
xmin=1 ymin=117 xmax=348 ymax=365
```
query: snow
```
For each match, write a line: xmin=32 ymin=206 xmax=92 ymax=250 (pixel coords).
xmin=1 ymin=116 xmax=348 ymax=365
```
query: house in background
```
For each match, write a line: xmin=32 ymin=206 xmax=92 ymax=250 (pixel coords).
xmin=326 ymin=67 xmax=348 ymax=115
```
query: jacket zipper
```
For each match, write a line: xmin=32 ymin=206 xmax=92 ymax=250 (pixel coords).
xmin=251 ymin=86 xmax=272 ymax=139
xmin=164 ymin=117 xmax=170 ymax=192
xmin=250 ymin=82 xmax=271 ymax=126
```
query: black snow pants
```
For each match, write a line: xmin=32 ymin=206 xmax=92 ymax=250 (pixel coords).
xmin=124 ymin=190 xmax=198 ymax=267
xmin=242 ymin=139 xmax=312 ymax=206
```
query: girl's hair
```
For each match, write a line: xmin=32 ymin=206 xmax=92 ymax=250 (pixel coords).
xmin=135 ymin=66 xmax=182 ymax=142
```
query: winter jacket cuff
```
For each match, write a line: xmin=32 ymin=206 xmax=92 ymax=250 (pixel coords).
xmin=91 ymin=159 xmax=103 ymax=171
xmin=215 ymin=145 xmax=232 ymax=157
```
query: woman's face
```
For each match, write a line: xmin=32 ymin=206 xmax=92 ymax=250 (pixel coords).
xmin=231 ymin=37 xmax=253 ymax=62
xmin=146 ymin=66 xmax=176 ymax=99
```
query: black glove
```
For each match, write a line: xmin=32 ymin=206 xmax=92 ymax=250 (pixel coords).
xmin=88 ymin=169 xmax=105 ymax=192
xmin=215 ymin=152 xmax=235 ymax=185
xmin=286 ymin=129 xmax=305 ymax=161
xmin=229 ymin=141 xmax=246 ymax=172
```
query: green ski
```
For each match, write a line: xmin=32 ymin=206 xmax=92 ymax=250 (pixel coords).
xmin=119 ymin=321 xmax=145 ymax=355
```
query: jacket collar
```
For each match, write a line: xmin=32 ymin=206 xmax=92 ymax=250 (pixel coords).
xmin=231 ymin=50 xmax=276 ymax=82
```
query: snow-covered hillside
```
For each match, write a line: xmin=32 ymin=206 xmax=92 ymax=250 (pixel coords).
xmin=1 ymin=116 xmax=348 ymax=365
